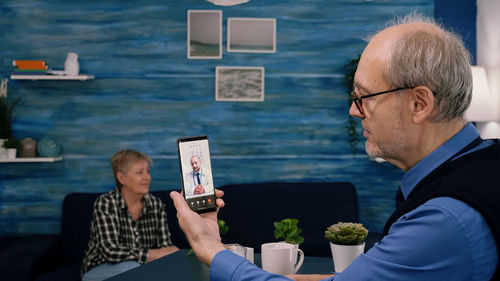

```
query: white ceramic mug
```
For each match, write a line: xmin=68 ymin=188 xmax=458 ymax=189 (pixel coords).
xmin=245 ymin=246 xmax=254 ymax=263
xmin=261 ymin=242 xmax=304 ymax=275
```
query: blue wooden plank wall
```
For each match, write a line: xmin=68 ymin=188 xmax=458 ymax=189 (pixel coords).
xmin=0 ymin=0 xmax=433 ymax=236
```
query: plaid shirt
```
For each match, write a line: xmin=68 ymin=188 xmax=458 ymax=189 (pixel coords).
xmin=81 ymin=188 xmax=173 ymax=275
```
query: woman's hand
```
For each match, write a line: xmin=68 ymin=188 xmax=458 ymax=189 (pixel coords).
xmin=146 ymin=245 xmax=180 ymax=262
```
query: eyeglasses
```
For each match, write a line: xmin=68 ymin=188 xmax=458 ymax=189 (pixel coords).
xmin=350 ymin=87 xmax=410 ymax=117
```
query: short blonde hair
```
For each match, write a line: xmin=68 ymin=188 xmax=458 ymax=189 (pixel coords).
xmin=111 ymin=149 xmax=152 ymax=189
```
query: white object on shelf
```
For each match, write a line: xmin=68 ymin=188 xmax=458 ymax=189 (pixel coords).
xmin=10 ymin=74 xmax=94 ymax=80
xmin=0 ymin=156 xmax=63 ymax=163
xmin=64 ymin=52 xmax=79 ymax=76
xmin=6 ymin=148 xmax=17 ymax=159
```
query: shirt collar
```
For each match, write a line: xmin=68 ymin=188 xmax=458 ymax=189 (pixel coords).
xmin=111 ymin=187 xmax=128 ymax=209
xmin=113 ymin=187 xmax=152 ymax=213
xmin=400 ymin=123 xmax=480 ymax=199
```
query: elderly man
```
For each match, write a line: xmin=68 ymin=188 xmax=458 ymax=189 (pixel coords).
xmin=170 ymin=13 xmax=499 ymax=281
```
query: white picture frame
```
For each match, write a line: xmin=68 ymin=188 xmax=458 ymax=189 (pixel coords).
xmin=187 ymin=10 xmax=222 ymax=59
xmin=216 ymin=66 xmax=265 ymax=102
xmin=227 ymin=18 xmax=276 ymax=53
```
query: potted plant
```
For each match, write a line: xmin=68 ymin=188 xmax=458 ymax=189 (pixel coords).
xmin=343 ymin=55 xmax=361 ymax=154
xmin=218 ymin=219 xmax=229 ymax=236
xmin=0 ymin=78 xmax=22 ymax=158
xmin=274 ymin=218 xmax=304 ymax=265
xmin=274 ymin=218 xmax=305 ymax=245
xmin=325 ymin=222 xmax=368 ymax=273
xmin=2 ymin=135 xmax=22 ymax=159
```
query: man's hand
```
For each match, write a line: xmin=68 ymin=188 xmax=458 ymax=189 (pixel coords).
xmin=286 ymin=274 xmax=335 ymax=281
xmin=194 ymin=184 xmax=205 ymax=195
xmin=146 ymin=245 xmax=180 ymax=262
xmin=170 ymin=189 xmax=226 ymax=265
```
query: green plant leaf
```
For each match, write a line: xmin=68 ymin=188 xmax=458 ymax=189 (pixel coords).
xmin=0 ymin=96 xmax=23 ymax=139
xmin=273 ymin=218 xmax=304 ymax=245
xmin=218 ymin=219 xmax=229 ymax=235
xmin=342 ymin=55 xmax=361 ymax=154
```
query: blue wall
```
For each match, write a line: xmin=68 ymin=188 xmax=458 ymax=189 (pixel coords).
xmin=0 ymin=0 xmax=435 ymax=236
xmin=435 ymin=0 xmax=476 ymax=64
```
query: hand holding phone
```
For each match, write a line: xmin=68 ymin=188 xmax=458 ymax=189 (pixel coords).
xmin=177 ymin=135 xmax=217 ymax=213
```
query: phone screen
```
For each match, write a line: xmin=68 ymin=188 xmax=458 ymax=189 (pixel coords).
xmin=177 ymin=135 xmax=216 ymax=213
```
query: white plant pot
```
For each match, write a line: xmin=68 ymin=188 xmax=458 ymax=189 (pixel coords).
xmin=0 ymin=139 xmax=6 ymax=159
xmin=330 ymin=242 xmax=365 ymax=273
xmin=6 ymin=148 xmax=17 ymax=159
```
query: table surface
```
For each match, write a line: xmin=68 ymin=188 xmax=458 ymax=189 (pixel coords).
xmin=107 ymin=249 xmax=334 ymax=281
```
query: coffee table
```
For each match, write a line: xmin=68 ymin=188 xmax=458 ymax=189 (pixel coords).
xmin=107 ymin=249 xmax=334 ymax=281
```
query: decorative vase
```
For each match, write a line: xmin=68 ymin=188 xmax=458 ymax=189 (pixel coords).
xmin=329 ymin=242 xmax=365 ymax=273
xmin=6 ymin=148 xmax=17 ymax=159
xmin=64 ymin=52 xmax=79 ymax=76
xmin=20 ymin=138 xmax=37 ymax=158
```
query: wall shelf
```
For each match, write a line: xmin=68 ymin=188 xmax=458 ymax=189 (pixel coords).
xmin=0 ymin=156 xmax=63 ymax=163
xmin=10 ymin=74 xmax=94 ymax=81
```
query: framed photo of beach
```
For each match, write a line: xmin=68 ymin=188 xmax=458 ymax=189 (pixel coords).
xmin=227 ymin=18 xmax=276 ymax=53
xmin=187 ymin=10 xmax=222 ymax=59
xmin=215 ymin=66 xmax=265 ymax=102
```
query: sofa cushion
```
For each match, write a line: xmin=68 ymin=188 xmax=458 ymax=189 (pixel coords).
xmin=60 ymin=193 xmax=101 ymax=266
xmin=34 ymin=264 xmax=81 ymax=281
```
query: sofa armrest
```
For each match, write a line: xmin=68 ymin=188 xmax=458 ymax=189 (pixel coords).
xmin=29 ymin=236 xmax=63 ymax=281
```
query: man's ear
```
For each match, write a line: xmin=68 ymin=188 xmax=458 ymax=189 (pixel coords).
xmin=408 ymin=86 xmax=435 ymax=124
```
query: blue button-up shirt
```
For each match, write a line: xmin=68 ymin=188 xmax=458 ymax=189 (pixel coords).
xmin=209 ymin=123 xmax=498 ymax=281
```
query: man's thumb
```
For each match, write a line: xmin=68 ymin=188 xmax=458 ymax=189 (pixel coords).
xmin=170 ymin=191 xmax=189 ymax=212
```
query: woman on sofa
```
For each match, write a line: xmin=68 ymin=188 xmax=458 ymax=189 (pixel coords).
xmin=81 ymin=149 xmax=179 ymax=281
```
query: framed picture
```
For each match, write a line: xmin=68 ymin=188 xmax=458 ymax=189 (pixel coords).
xmin=227 ymin=18 xmax=276 ymax=53
xmin=187 ymin=10 xmax=222 ymax=59
xmin=216 ymin=66 xmax=265 ymax=102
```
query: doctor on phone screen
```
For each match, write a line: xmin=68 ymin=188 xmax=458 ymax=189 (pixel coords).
xmin=184 ymin=155 xmax=211 ymax=197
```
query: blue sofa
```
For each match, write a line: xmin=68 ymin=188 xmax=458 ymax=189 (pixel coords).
xmin=30 ymin=182 xmax=380 ymax=281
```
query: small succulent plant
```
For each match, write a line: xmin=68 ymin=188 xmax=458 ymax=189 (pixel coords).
xmin=325 ymin=222 xmax=368 ymax=245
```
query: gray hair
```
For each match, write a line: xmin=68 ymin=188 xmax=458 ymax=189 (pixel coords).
xmin=383 ymin=13 xmax=472 ymax=122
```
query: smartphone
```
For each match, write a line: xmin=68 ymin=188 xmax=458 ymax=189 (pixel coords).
xmin=177 ymin=135 xmax=217 ymax=213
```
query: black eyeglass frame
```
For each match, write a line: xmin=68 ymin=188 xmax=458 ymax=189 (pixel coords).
xmin=350 ymin=87 xmax=411 ymax=117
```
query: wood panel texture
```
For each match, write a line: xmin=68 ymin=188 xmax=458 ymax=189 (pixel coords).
xmin=0 ymin=0 xmax=433 ymax=235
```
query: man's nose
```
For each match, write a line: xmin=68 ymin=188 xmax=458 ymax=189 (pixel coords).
xmin=349 ymin=102 xmax=363 ymax=118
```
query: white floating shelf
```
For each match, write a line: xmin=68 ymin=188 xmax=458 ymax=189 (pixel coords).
xmin=0 ymin=156 xmax=63 ymax=163
xmin=10 ymin=74 xmax=94 ymax=80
